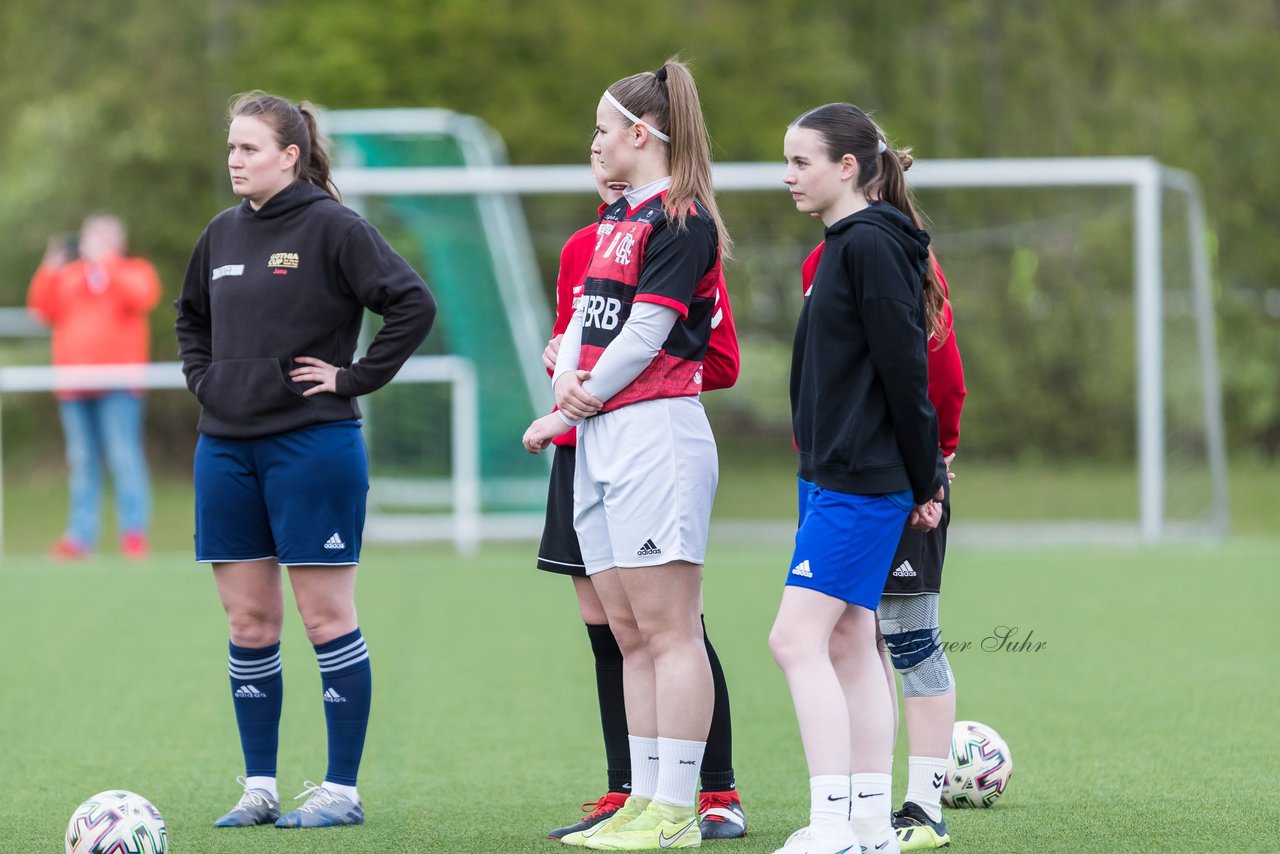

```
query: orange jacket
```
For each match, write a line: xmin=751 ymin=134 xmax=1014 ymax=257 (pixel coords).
xmin=27 ymin=255 xmax=161 ymax=368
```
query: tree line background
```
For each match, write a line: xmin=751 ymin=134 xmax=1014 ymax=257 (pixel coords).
xmin=0 ymin=0 xmax=1277 ymax=466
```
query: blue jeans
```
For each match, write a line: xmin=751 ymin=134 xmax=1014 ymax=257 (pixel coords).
xmin=58 ymin=392 xmax=151 ymax=547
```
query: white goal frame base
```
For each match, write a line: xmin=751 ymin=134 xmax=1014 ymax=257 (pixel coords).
xmin=0 ymin=356 xmax=482 ymax=558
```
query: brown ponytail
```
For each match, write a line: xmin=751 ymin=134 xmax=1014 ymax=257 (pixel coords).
xmin=876 ymin=145 xmax=945 ymax=345
xmin=296 ymin=103 xmax=340 ymax=201
xmin=605 ymin=58 xmax=732 ymax=259
xmin=791 ymin=103 xmax=947 ymax=343
xmin=229 ymin=90 xmax=341 ymax=202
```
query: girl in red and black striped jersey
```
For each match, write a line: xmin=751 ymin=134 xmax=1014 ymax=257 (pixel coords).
xmin=802 ymin=243 xmax=966 ymax=850
xmin=770 ymin=104 xmax=946 ymax=854
xmin=536 ymin=156 xmax=747 ymax=842
xmin=523 ymin=58 xmax=731 ymax=849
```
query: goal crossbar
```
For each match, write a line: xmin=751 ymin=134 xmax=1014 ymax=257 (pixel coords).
xmin=333 ymin=155 xmax=1227 ymax=542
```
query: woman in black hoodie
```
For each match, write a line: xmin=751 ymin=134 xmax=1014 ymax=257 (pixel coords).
xmin=768 ymin=103 xmax=946 ymax=854
xmin=175 ymin=91 xmax=435 ymax=831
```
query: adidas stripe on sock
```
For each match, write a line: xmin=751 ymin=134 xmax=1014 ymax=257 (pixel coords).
xmin=228 ymin=641 xmax=283 ymax=778
xmin=315 ymin=628 xmax=372 ymax=787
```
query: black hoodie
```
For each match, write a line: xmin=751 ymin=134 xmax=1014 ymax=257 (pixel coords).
xmin=175 ymin=181 xmax=436 ymax=439
xmin=791 ymin=202 xmax=945 ymax=506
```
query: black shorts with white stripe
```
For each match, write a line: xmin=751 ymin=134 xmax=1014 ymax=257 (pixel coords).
xmin=536 ymin=444 xmax=586 ymax=576
xmin=883 ymin=483 xmax=950 ymax=595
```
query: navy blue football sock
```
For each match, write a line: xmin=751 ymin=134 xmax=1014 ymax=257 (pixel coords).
xmin=315 ymin=628 xmax=371 ymax=786
xmin=228 ymin=640 xmax=283 ymax=778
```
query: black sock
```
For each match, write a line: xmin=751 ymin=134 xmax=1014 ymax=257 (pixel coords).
xmin=700 ymin=615 xmax=736 ymax=792
xmin=586 ymin=623 xmax=631 ymax=794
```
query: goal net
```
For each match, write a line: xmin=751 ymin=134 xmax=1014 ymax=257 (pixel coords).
xmin=328 ymin=109 xmax=1228 ymax=545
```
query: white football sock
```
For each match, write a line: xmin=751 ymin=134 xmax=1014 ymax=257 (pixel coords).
xmin=244 ymin=775 xmax=277 ymax=800
xmin=905 ymin=755 xmax=948 ymax=821
xmin=850 ymin=772 xmax=894 ymax=844
xmin=809 ymin=774 xmax=851 ymax=827
xmin=653 ymin=737 xmax=705 ymax=809
xmin=322 ymin=781 xmax=360 ymax=804
xmin=628 ymin=734 xmax=660 ymax=802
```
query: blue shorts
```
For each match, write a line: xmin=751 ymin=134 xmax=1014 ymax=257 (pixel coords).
xmin=194 ymin=421 xmax=368 ymax=565
xmin=786 ymin=478 xmax=912 ymax=609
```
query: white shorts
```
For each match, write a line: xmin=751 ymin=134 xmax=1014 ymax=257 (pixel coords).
xmin=574 ymin=396 xmax=718 ymax=575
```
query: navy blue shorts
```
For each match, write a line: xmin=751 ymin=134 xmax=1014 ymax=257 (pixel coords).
xmin=194 ymin=420 xmax=368 ymax=565
xmin=786 ymin=478 xmax=912 ymax=609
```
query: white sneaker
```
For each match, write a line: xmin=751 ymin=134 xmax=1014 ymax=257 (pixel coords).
xmin=772 ymin=822 xmax=862 ymax=854
xmin=853 ymin=823 xmax=901 ymax=854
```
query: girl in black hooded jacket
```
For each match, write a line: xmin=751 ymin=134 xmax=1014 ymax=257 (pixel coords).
xmin=175 ymin=90 xmax=435 ymax=831
xmin=768 ymin=102 xmax=946 ymax=854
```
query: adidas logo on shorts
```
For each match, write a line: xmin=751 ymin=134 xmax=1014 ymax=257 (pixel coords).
xmin=892 ymin=560 xmax=917 ymax=578
xmin=323 ymin=532 xmax=345 ymax=550
xmin=791 ymin=560 xmax=813 ymax=578
xmin=637 ymin=538 xmax=663 ymax=557
xmin=234 ymin=684 xmax=267 ymax=699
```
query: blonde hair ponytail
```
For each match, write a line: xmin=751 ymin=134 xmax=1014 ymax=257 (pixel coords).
xmin=605 ymin=58 xmax=732 ymax=259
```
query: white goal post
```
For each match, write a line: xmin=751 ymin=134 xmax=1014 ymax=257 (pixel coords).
xmin=332 ymin=156 xmax=1229 ymax=543
xmin=0 ymin=356 xmax=482 ymax=557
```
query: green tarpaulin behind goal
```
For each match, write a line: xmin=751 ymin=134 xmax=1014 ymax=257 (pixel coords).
xmin=328 ymin=110 xmax=553 ymax=516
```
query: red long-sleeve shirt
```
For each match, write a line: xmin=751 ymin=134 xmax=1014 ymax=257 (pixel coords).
xmin=549 ymin=219 xmax=740 ymax=446
xmin=801 ymin=241 xmax=965 ymax=455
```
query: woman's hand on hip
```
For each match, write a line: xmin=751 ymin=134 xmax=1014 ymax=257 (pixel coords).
xmin=291 ymin=356 xmax=340 ymax=396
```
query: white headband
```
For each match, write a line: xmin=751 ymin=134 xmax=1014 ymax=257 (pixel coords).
xmin=603 ymin=90 xmax=671 ymax=143
xmin=876 ymin=139 xmax=887 ymax=154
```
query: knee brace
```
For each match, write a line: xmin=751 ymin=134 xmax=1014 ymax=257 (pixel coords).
xmin=878 ymin=594 xmax=955 ymax=698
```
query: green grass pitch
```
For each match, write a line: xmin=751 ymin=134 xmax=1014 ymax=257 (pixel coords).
xmin=3 ymin=537 xmax=1277 ymax=852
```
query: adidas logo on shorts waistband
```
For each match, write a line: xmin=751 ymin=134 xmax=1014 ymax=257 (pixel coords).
xmin=892 ymin=560 xmax=917 ymax=578
xmin=637 ymin=538 xmax=662 ymax=557
xmin=791 ymin=560 xmax=813 ymax=578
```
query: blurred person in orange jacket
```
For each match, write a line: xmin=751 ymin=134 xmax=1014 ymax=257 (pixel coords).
xmin=27 ymin=213 xmax=161 ymax=559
